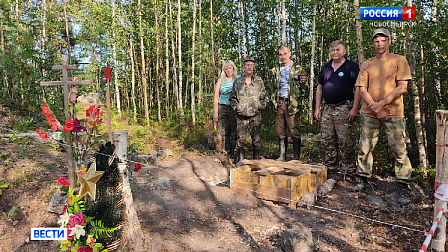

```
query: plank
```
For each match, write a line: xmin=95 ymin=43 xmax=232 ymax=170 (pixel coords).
xmin=240 ymin=159 xmax=326 ymax=173
xmin=230 ymin=180 xmax=291 ymax=204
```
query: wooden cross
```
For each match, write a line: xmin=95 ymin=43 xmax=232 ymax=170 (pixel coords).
xmin=40 ymin=54 xmax=93 ymax=188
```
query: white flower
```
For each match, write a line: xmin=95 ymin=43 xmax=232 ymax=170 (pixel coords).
xmin=57 ymin=212 xmax=72 ymax=228
xmin=69 ymin=224 xmax=86 ymax=239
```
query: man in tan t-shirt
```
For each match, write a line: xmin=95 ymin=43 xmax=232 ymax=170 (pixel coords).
xmin=355 ymin=28 xmax=412 ymax=186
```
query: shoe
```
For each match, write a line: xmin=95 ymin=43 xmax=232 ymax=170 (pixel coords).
xmin=276 ymin=139 xmax=287 ymax=161
xmin=253 ymin=149 xmax=260 ymax=160
xmin=293 ymin=139 xmax=301 ymax=160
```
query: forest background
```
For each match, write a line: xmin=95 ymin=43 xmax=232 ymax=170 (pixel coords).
xmin=0 ymin=0 xmax=447 ymax=184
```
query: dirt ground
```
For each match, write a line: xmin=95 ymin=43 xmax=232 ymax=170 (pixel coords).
xmin=0 ymin=106 xmax=438 ymax=252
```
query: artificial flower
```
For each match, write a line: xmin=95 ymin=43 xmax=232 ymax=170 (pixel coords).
xmin=70 ymin=87 xmax=78 ymax=104
xmin=58 ymin=177 xmax=67 ymax=184
xmin=72 ymin=119 xmax=86 ymax=133
xmin=87 ymin=236 xmax=95 ymax=246
xmin=63 ymin=119 xmax=75 ymax=133
xmin=69 ymin=224 xmax=86 ymax=239
xmin=36 ymin=128 xmax=48 ymax=139
xmin=134 ymin=162 xmax=142 ymax=172
xmin=62 ymin=180 xmax=70 ymax=187
xmin=76 ymin=246 xmax=93 ymax=252
xmin=66 ymin=199 xmax=72 ymax=205
xmin=57 ymin=211 xmax=71 ymax=227
xmin=69 ymin=212 xmax=86 ymax=227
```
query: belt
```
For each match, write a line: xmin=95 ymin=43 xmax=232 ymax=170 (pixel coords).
xmin=279 ymin=97 xmax=289 ymax=101
xmin=326 ymin=100 xmax=349 ymax=107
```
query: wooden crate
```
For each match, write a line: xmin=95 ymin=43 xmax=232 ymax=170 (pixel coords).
xmin=230 ymin=159 xmax=327 ymax=208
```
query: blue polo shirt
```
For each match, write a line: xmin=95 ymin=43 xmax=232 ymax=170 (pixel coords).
xmin=316 ymin=58 xmax=360 ymax=104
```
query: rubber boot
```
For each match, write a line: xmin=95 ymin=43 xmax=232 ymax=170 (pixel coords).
xmin=238 ymin=148 xmax=245 ymax=162
xmin=276 ymin=138 xmax=287 ymax=161
xmin=253 ymin=149 xmax=260 ymax=160
xmin=293 ymin=139 xmax=301 ymax=160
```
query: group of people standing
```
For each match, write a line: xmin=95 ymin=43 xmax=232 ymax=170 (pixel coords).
xmin=213 ymin=27 xmax=413 ymax=184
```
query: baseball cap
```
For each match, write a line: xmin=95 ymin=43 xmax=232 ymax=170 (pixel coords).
xmin=372 ymin=28 xmax=390 ymax=38
xmin=243 ymin=55 xmax=255 ymax=63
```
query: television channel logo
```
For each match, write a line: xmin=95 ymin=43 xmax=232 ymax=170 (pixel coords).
xmin=360 ymin=7 xmax=415 ymax=20
xmin=31 ymin=228 xmax=68 ymax=240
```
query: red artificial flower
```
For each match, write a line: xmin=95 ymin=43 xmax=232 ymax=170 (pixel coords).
xmin=72 ymin=118 xmax=86 ymax=132
xmin=66 ymin=198 xmax=72 ymax=205
xmin=69 ymin=212 xmax=86 ymax=228
xmin=58 ymin=177 xmax=67 ymax=184
xmin=60 ymin=206 xmax=67 ymax=215
xmin=86 ymin=105 xmax=94 ymax=117
xmin=36 ymin=128 xmax=48 ymax=139
xmin=24 ymin=65 xmax=28 ymax=68
xmin=134 ymin=162 xmax=142 ymax=170
xmin=26 ymin=69 xmax=30 ymax=72
xmin=61 ymin=181 xmax=70 ymax=187
xmin=63 ymin=119 xmax=75 ymax=133
xmin=76 ymin=246 xmax=92 ymax=252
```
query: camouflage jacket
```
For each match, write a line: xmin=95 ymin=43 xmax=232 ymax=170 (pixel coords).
xmin=229 ymin=75 xmax=267 ymax=117
xmin=269 ymin=61 xmax=307 ymax=115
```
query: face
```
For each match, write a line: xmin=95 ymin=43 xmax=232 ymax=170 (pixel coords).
xmin=330 ymin=44 xmax=346 ymax=61
xmin=372 ymin=36 xmax=391 ymax=55
xmin=278 ymin=47 xmax=291 ymax=66
xmin=224 ymin=65 xmax=234 ymax=78
xmin=243 ymin=61 xmax=255 ymax=75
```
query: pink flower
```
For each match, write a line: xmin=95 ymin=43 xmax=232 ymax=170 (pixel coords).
xmin=87 ymin=236 xmax=95 ymax=246
xmin=76 ymin=246 xmax=93 ymax=252
xmin=36 ymin=129 xmax=48 ymax=139
xmin=66 ymin=199 xmax=72 ymax=205
xmin=60 ymin=206 xmax=67 ymax=215
xmin=58 ymin=177 xmax=67 ymax=184
xmin=67 ymin=230 xmax=74 ymax=241
xmin=70 ymin=87 xmax=77 ymax=103
xmin=68 ymin=212 xmax=86 ymax=228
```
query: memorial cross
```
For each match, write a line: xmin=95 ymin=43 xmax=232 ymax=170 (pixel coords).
xmin=40 ymin=54 xmax=93 ymax=188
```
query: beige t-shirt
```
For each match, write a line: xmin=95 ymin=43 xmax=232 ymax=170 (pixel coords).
xmin=356 ymin=54 xmax=411 ymax=118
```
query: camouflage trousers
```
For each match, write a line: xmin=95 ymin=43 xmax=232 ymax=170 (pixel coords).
xmin=357 ymin=115 xmax=412 ymax=180
xmin=218 ymin=104 xmax=237 ymax=155
xmin=236 ymin=113 xmax=262 ymax=150
xmin=320 ymin=101 xmax=353 ymax=169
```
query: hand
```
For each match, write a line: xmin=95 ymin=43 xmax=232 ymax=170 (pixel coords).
xmin=376 ymin=110 xmax=389 ymax=121
xmin=314 ymin=110 xmax=321 ymax=121
xmin=213 ymin=113 xmax=219 ymax=122
xmin=368 ymin=102 xmax=384 ymax=115
xmin=348 ymin=108 xmax=358 ymax=122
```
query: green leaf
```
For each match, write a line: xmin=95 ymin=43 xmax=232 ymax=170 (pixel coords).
xmin=0 ymin=233 xmax=9 ymax=240
xmin=0 ymin=182 xmax=9 ymax=188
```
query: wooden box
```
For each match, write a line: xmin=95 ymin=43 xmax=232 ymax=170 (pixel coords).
xmin=230 ymin=159 xmax=327 ymax=208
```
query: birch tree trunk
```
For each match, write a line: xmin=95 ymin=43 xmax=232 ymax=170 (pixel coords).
xmin=138 ymin=0 xmax=149 ymax=125
xmin=40 ymin=0 xmax=46 ymax=78
xmin=420 ymin=43 xmax=428 ymax=150
xmin=1 ymin=12 xmax=9 ymax=92
xmin=62 ymin=0 xmax=71 ymax=61
xmin=354 ymin=0 xmax=364 ymax=64
xmin=433 ymin=110 xmax=448 ymax=252
xmin=165 ymin=3 xmax=170 ymax=118
xmin=155 ymin=7 xmax=162 ymax=122
xmin=210 ymin=0 xmax=216 ymax=85
xmin=276 ymin=1 xmax=281 ymax=46
xmin=177 ymin=0 xmax=184 ymax=116
xmin=281 ymin=0 xmax=286 ymax=44
xmin=198 ymin=0 xmax=203 ymax=107
xmin=432 ymin=0 xmax=443 ymax=107
xmin=112 ymin=0 xmax=121 ymax=116
xmin=169 ymin=0 xmax=179 ymax=111
xmin=309 ymin=4 xmax=317 ymax=125
xmin=407 ymin=0 xmax=427 ymax=171
xmin=129 ymin=35 xmax=137 ymax=122
xmin=191 ymin=0 xmax=197 ymax=125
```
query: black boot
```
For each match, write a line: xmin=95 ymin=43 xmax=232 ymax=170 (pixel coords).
xmin=276 ymin=138 xmax=287 ymax=161
xmin=253 ymin=148 xmax=260 ymax=160
xmin=238 ymin=148 xmax=245 ymax=162
xmin=293 ymin=139 xmax=301 ymax=160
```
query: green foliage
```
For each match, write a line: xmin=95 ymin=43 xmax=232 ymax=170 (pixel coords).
xmin=0 ymin=181 xmax=9 ymax=196
xmin=11 ymin=117 xmax=37 ymax=132
xmin=2 ymin=205 xmax=19 ymax=219
xmin=89 ymin=220 xmax=117 ymax=239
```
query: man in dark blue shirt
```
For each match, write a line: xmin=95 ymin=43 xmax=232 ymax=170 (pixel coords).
xmin=315 ymin=40 xmax=360 ymax=173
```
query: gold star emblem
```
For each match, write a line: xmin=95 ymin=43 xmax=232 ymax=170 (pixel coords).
xmin=77 ymin=162 xmax=104 ymax=200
